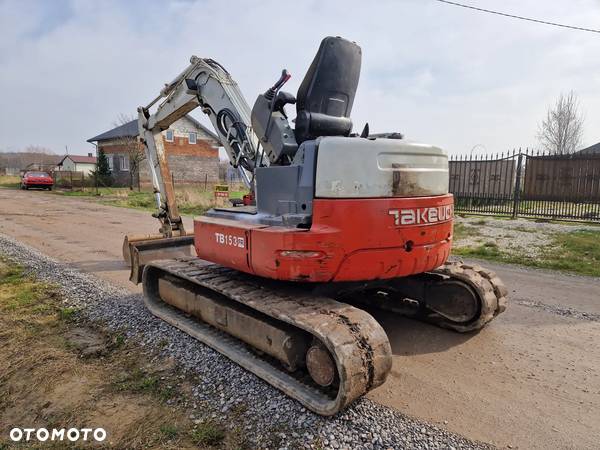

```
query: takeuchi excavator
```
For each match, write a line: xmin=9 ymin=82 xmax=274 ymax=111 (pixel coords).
xmin=124 ymin=36 xmax=507 ymax=415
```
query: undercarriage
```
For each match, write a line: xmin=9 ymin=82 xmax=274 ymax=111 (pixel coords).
xmin=142 ymin=259 xmax=507 ymax=415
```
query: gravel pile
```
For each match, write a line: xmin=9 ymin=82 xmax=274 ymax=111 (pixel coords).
xmin=0 ymin=233 xmax=492 ymax=450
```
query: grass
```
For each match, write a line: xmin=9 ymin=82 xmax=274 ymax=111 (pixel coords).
xmin=190 ymin=420 xmax=226 ymax=446
xmin=58 ymin=306 xmax=77 ymax=321
xmin=53 ymin=185 xmax=249 ymax=217
xmin=0 ymin=262 xmax=57 ymax=319
xmin=0 ymin=175 xmax=20 ymax=188
xmin=454 ymin=229 xmax=600 ymax=277
xmin=114 ymin=332 xmax=126 ymax=347
xmin=113 ymin=367 xmax=176 ymax=402
xmin=0 ymin=257 xmax=244 ymax=448
xmin=160 ymin=424 xmax=179 ymax=439
xmin=453 ymin=222 xmax=482 ymax=241
xmin=541 ymin=230 xmax=600 ymax=276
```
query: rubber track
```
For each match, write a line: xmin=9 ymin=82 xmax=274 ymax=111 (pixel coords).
xmin=142 ymin=258 xmax=392 ymax=416
xmin=427 ymin=261 xmax=509 ymax=332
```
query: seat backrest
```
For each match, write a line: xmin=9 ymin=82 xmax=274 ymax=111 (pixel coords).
xmin=295 ymin=36 xmax=362 ymax=144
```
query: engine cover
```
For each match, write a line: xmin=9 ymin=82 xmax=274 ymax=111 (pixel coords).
xmin=194 ymin=194 xmax=454 ymax=282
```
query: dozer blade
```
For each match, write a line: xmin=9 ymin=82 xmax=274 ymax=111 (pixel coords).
xmin=125 ymin=234 xmax=195 ymax=284
xmin=123 ymin=234 xmax=178 ymax=267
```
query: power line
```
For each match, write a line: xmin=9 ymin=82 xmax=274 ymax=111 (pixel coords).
xmin=434 ymin=0 xmax=600 ymax=34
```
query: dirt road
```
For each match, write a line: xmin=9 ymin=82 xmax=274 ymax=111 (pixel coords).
xmin=1 ymin=189 xmax=599 ymax=449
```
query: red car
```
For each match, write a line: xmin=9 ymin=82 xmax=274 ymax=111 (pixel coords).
xmin=21 ymin=171 xmax=54 ymax=190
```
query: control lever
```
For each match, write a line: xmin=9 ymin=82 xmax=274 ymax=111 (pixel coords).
xmin=264 ymin=69 xmax=291 ymax=100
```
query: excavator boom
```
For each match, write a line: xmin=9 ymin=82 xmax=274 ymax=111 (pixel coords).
xmin=123 ymin=56 xmax=265 ymax=273
xmin=137 ymin=56 xmax=261 ymax=236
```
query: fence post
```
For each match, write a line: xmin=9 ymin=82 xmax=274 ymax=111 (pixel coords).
xmin=512 ymin=152 xmax=524 ymax=218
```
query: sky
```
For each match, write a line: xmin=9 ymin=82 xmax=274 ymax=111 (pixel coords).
xmin=1 ymin=0 xmax=599 ymax=157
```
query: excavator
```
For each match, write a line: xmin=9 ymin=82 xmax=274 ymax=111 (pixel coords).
xmin=124 ymin=36 xmax=507 ymax=416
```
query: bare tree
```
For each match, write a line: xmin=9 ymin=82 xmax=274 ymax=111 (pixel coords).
xmin=112 ymin=114 xmax=146 ymax=190
xmin=23 ymin=145 xmax=54 ymax=154
xmin=537 ymin=91 xmax=585 ymax=155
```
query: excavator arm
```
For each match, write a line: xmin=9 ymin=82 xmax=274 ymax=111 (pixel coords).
xmin=124 ymin=56 xmax=271 ymax=279
xmin=137 ymin=56 xmax=262 ymax=237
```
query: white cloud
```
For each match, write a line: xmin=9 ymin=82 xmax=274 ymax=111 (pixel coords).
xmin=0 ymin=0 xmax=599 ymax=156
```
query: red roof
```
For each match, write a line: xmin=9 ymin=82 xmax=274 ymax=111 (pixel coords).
xmin=59 ymin=155 xmax=97 ymax=165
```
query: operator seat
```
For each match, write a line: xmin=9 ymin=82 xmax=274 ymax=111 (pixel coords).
xmin=294 ymin=36 xmax=362 ymax=144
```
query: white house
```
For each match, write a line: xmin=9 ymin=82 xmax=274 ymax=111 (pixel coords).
xmin=57 ymin=154 xmax=97 ymax=175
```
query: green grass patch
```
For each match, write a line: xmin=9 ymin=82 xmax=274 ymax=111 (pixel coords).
xmin=102 ymin=191 xmax=155 ymax=210
xmin=113 ymin=367 xmax=175 ymax=401
xmin=58 ymin=307 xmax=77 ymax=322
xmin=53 ymin=186 xmax=231 ymax=217
xmin=453 ymin=222 xmax=482 ymax=241
xmin=454 ymin=229 xmax=600 ymax=277
xmin=453 ymin=223 xmax=468 ymax=241
xmin=0 ymin=175 xmax=21 ymax=188
xmin=0 ymin=260 xmax=61 ymax=336
xmin=190 ymin=421 xmax=226 ymax=446
xmin=113 ymin=333 xmax=126 ymax=348
xmin=160 ymin=424 xmax=179 ymax=439
xmin=0 ymin=262 xmax=56 ymax=315
xmin=541 ymin=230 xmax=600 ymax=276
xmin=454 ymin=243 xmax=502 ymax=259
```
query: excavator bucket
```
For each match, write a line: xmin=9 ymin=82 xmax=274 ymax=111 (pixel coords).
xmin=123 ymin=234 xmax=195 ymax=284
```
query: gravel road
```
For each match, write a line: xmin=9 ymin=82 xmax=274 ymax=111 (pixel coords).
xmin=1 ymin=189 xmax=599 ymax=449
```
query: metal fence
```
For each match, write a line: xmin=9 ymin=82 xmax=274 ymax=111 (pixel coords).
xmin=449 ymin=149 xmax=600 ymax=222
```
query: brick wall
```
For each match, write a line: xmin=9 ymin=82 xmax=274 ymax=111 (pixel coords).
xmin=98 ymin=117 xmax=219 ymax=187
xmin=164 ymin=137 xmax=218 ymax=158
xmin=166 ymin=155 xmax=219 ymax=184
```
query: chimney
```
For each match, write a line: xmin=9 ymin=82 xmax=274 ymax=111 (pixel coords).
xmin=88 ymin=152 xmax=93 ymax=157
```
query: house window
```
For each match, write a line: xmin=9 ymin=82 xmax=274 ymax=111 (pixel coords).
xmin=120 ymin=155 xmax=130 ymax=171
xmin=165 ymin=130 xmax=174 ymax=142
xmin=107 ymin=155 xmax=114 ymax=171
xmin=189 ymin=132 xmax=197 ymax=144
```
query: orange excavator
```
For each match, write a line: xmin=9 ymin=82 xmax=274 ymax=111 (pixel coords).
xmin=124 ymin=36 xmax=507 ymax=415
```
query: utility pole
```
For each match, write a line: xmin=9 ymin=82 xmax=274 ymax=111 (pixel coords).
xmin=93 ymin=143 xmax=99 ymax=195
